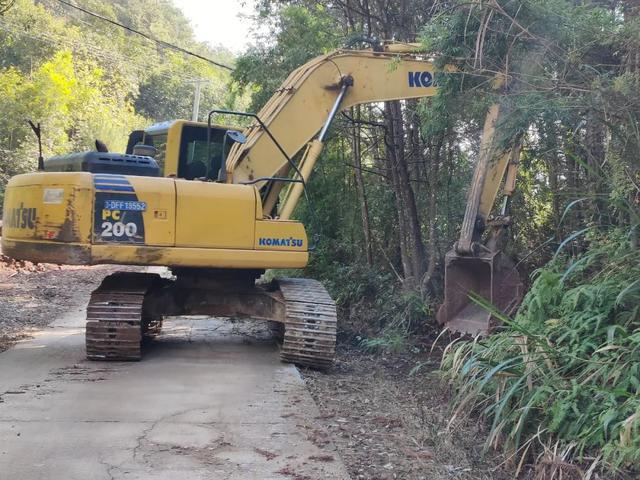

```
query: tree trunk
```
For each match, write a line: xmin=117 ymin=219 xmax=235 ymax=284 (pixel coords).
xmin=421 ymin=131 xmax=444 ymax=296
xmin=351 ymin=106 xmax=373 ymax=265
xmin=384 ymin=100 xmax=426 ymax=288
xmin=385 ymin=103 xmax=412 ymax=280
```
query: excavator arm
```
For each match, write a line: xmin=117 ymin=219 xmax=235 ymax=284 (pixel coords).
xmin=437 ymin=98 xmax=524 ymax=335
xmin=456 ymin=103 xmax=522 ymax=255
xmin=220 ymin=43 xmax=526 ymax=335
xmin=223 ymin=43 xmax=447 ymax=217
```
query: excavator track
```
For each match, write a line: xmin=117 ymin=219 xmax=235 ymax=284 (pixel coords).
xmin=85 ymin=272 xmax=159 ymax=361
xmin=278 ymin=278 xmax=337 ymax=370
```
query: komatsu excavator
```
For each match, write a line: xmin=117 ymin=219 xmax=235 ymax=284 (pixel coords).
xmin=1 ymin=42 xmax=448 ymax=369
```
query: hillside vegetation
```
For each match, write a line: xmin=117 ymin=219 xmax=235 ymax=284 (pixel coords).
xmin=0 ymin=0 xmax=235 ymax=206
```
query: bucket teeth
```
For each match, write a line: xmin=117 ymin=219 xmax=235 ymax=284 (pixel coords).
xmin=277 ymin=278 xmax=337 ymax=370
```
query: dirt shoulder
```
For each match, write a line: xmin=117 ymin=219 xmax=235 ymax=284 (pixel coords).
xmin=303 ymin=346 xmax=518 ymax=480
xmin=0 ymin=254 xmax=123 ymax=352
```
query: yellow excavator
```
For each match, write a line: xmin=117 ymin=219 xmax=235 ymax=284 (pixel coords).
xmin=1 ymin=41 xmax=522 ymax=368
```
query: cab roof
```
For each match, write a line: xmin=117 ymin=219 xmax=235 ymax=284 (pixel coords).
xmin=144 ymin=119 xmax=239 ymax=135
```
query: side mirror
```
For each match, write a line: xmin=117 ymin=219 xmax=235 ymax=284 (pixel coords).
xmin=226 ymin=130 xmax=246 ymax=144
xmin=217 ymin=130 xmax=246 ymax=182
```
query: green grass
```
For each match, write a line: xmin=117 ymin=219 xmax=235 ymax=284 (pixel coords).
xmin=440 ymin=229 xmax=640 ymax=478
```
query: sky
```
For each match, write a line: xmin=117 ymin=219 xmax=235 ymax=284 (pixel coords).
xmin=172 ymin=0 xmax=257 ymax=53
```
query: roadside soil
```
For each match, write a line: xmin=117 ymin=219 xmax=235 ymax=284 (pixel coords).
xmin=0 ymin=252 xmax=126 ymax=352
xmin=303 ymin=346 xmax=520 ymax=480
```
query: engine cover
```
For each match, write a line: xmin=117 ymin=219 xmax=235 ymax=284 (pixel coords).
xmin=44 ymin=151 xmax=160 ymax=177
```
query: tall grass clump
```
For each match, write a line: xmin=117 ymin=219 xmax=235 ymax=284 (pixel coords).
xmin=441 ymin=229 xmax=640 ymax=478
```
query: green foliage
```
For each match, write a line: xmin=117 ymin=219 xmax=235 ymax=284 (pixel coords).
xmin=134 ymin=53 xmax=231 ymax=121
xmin=0 ymin=49 xmax=145 ymax=207
xmin=441 ymin=229 xmax=640 ymax=476
xmin=359 ymin=327 xmax=409 ymax=354
xmin=0 ymin=0 xmax=238 ymax=212
xmin=232 ymin=4 xmax=341 ymax=111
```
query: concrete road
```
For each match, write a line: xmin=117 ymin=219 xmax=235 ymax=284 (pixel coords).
xmin=0 ymin=308 xmax=349 ymax=480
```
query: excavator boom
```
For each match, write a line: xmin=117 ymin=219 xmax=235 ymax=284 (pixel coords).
xmin=224 ymin=44 xmax=444 ymax=217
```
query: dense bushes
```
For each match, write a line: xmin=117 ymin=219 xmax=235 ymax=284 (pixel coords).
xmin=313 ymin=258 xmax=432 ymax=345
xmin=441 ymin=229 xmax=640 ymax=477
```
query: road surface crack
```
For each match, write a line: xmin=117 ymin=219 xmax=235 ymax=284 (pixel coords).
xmin=132 ymin=407 xmax=205 ymax=464
xmin=98 ymin=457 xmax=118 ymax=480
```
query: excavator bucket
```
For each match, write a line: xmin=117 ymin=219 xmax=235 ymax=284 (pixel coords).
xmin=436 ymin=250 xmax=524 ymax=336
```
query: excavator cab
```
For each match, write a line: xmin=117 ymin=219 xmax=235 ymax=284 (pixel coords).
xmin=125 ymin=120 xmax=242 ymax=180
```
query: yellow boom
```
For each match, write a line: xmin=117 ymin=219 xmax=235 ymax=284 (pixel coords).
xmin=226 ymin=43 xmax=441 ymax=217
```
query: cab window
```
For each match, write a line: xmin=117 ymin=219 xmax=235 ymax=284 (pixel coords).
xmin=143 ymin=133 xmax=168 ymax=175
xmin=178 ymin=126 xmax=231 ymax=180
